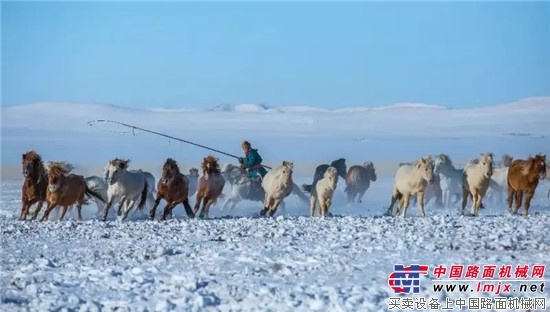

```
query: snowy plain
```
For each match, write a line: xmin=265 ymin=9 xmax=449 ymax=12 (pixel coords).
xmin=1 ymin=97 xmax=550 ymax=311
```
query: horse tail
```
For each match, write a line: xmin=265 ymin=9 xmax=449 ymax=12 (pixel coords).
xmin=137 ymin=181 xmax=148 ymax=210
xmin=85 ymin=185 xmax=106 ymax=203
xmin=302 ymin=183 xmax=313 ymax=193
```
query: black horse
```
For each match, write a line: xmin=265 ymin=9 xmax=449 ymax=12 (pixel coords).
xmin=302 ymin=158 xmax=347 ymax=193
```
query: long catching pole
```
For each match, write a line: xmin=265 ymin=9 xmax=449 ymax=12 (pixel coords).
xmin=87 ymin=119 xmax=272 ymax=169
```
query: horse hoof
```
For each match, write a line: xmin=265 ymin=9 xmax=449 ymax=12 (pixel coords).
xmin=259 ymin=209 xmax=267 ymax=217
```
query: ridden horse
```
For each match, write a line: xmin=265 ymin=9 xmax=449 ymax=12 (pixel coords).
xmin=310 ymin=166 xmax=339 ymax=217
xmin=261 ymin=161 xmax=295 ymax=217
xmin=40 ymin=163 xmax=105 ymax=221
xmin=344 ymin=161 xmax=377 ymax=204
xmin=194 ymin=155 xmax=225 ymax=218
xmin=387 ymin=156 xmax=435 ymax=218
xmin=150 ymin=158 xmax=195 ymax=221
xmin=507 ymin=154 xmax=547 ymax=216
xmin=219 ymin=163 xmax=309 ymax=213
xmin=20 ymin=151 xmax=48 ymax=220
xmin=433 ymin=154 xmax=463 ymax=208
xmin=302 ymin=158 xmax=347 ymax=193
xmin=462 ymin=153 xmax=494 ymax=216
xmin=103 ymin=158 xmax=151 ymax=221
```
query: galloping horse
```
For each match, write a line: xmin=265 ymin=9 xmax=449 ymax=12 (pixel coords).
xmin=388 ymin=157 xmax=435 ymax=218
xmin=194 ymin=155 xmax=225 ymax=218
xmin=344 ymin=161 xmax=377 ymax=204
xmin=310 ymin=166 xmax=339 ymax=217
xmin=507 ymin=154 xmax=547 ymax=216
xmin=150 ymin=158 xmax=195 ymax=221
xmin=462 ymin=153 xmax=494 ymax=216
xmin=302 ymin=158 xmax=347 ymax=193
xmin=261 ymin=161 xmax=295 ymax=217
xmin=103 ymin=158 xmax=151 ymax=221
xmin=40 ymin=162 xmax=105 ymax=221
xmin=433 ymin=154 xmax=462 ymax=208
xmin=20 ymin=150 xmax=48 ymax=220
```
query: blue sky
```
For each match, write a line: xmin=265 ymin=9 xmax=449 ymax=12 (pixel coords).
xmin=2 ymin=1 xmax=549 ymax=109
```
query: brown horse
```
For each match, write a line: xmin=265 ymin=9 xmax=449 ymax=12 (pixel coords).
xmin=507 ymin=154 xmax=547 ymax=216
xmin=344 ymin=161 xmax=377 ymax=204
xmin=194 ymin=155 xmax=225 ymax=218
xmin=150 ymin=158 xmax=195 ymax=221
xmin=40 ymin=163 xmax=105 ymax=221
xmin=20 ymin=150 xmax=48 ymax=220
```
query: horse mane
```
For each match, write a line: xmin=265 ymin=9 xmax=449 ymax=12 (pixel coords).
xmin=44 ymin=161 xmax=74 ymax=174
xmin=324 ymin=167 xmax=338 ymax=179
xmin=519 ymin=154 xmax=546 ymax=176
xmin=110 ymin=158 xmax=130 ymax=169
xmin=47 ymin=162 xmax=72 ymax=177
xmin=22 ymin=150 xmax=47 ymax=177
xmin=363 ymin=161 xmax=374 ymax=169
xmin=202 ymin=155 xmax=220 ymax=174
xmin=413 ymin=156 xmax=433 ymax=168
xmin=164 ymin=158 xmax=181 ymax=173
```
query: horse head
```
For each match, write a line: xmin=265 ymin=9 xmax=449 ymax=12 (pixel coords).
xmin=22 ymin=150 xmax=43 ymax=179
xmin=502 ymin=154 xmax=514 ymax=167
xmin=363 ymin=161 xmax=377 ymax=182
xmin=280 ymin=161 xmax=294 ymax=186
xmin=105 ymin=158 xmax=130 ymax=185
xmin=533 ymin=154 xmax=547 ymax=180
xmin=416 ymin=156 xmax=434 ymax=185
xmin=162 ymin=158 xmax=180 ymax=186
xmin=202 ymin=155 xmax=220 ymax=176
xmin=324 ymin=166 xmax=338 ymax=180
xmin=47 ymin=163 xmax=71 ymax=193
xmin=189 ymin=168 xmax=199 ymax=177
xmin=434 ymin=154 xmax=450 ymax=174
xmin=330 ymin=158 xmax=347 ymax=179
xmin=479 ymin=152 xmax=494 ymax=178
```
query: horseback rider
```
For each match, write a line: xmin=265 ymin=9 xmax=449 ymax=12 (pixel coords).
xmin=238 ymin=140 xmax=268 ymax=181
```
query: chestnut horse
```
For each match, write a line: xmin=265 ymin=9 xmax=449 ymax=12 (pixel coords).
xmin=150 ymin=158 xmax=195 ymax=221
xmin=20 ymin=150 xmax=48 ymax=220
xmin=194 ymin=155 xmax=225 ymax=218
xmin=344 ymin=161 xmax=377 ymax=204
xmin=40 ymin=163 xmax=105 ymax=221
xmin=507 ymin=154 xmax=547 ymax=216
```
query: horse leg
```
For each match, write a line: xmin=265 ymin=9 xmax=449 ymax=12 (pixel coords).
xmin=76 ymin=201 xmax=84 ymax=221
xmin=19 ymin=199 xmax=30 ymax=220
xmin=204 ymin=199 xmax=218 ymax=219
xmin=198 ymin=197 xmax=208 ymax=218
xmin=31 ymin=201 xmax=45 ymax=220
xmin=523 ymin=192 xmax=534 ymax=217
xmin=416 ymin=192 xmax=426 ymax=217
xmin=193 ymin=195 xmax=203 ymax=215
xmin=507 ymin=187 xmax=515 ymax=214
xmin=122 ymin=199 xmax=137 ymax=221
xmin=400 ymin=195 xmax=411 ymax=218
xmin=116 ymin=196 xmax=127 ymax=217
xmin=268 ymin=198 xmax=283 ymax=217
xmin=150 ymin=196 xmax=162 ymax=220
xmin=387 ymin=189 xmax=400 ymax=216
xmin=161 ymin=202 xmax=173 ymax=221
xmin=40 ymin=203 xmax=57 ymax=222
xmin=59 ymin=205 xmax=70 ymax=221
xmin=325 ymin=198 xmax=333 ymax=216
xmin=102 ymin=196 xmax=115 ymax=222
xmin=310 ymin=195 xmax=317 ymax=217
xmin=461 ymin=187 xmax=469 ymax=216
xmin=182 ymin=198 xmax=195 ymax=218
xmin=513 ymin=191 xmax=523 ymax=214
xmin=260 ymin=195 xmax=271 ymax=217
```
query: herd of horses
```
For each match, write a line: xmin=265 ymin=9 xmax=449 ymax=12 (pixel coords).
xmin=18 ymin=150 xmax=550 ymax=222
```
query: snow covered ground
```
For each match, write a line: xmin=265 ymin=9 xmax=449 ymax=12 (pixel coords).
xmin=1 ymin=98 xmax=550 ymax=311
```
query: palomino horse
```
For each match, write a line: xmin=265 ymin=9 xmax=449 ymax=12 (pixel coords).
xmin=20 ymin=150 xmax=48 ymax=220
xmin=40 ymin=163 xmax=105 ymax=221
xmin=103 ymin=158 xmax=151 ymax=221
xmin=150 ymin=158 xmax=195 ymax=221
xmin=507 ymin=154 xmax=547 ymax=216
xmin=387 ymin=156 xmax=434 ymax=218
xmin=344 ymin=161 xmax=377 ymax=204
xmin=310 ymin=166 xmax=339 ymax=217
xmin=302 ymin=158 xmax=347 ymax=193
xmin=194 ymin=155 xmax=225 ymax=218
xmin=219 ymin=163 xmax=309 ymax=213
xmin=462 ymin=153 xmax=494 ymax=216
xmin=433 ymin=154 xmax=463 ymax=208
xmin=401 ymin=161 xmax=443 ymax=208
xmin=261 ymin=161 xmax=295 ymax=217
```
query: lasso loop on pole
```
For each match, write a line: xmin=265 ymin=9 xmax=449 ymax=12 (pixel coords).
xmin=87 ymin=119 xmax=272 ymax=169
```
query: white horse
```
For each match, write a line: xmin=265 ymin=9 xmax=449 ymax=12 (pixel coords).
xmin=310 ymin=166 xmax=338 ymax=217
xmin=433 ymin=154 xmax=463 ymax=208
xmin=261 ymin=161 xmax=295 ymax=217
xmin=387 ymin=156 xmax=435 ymax=218
xmin=219 ymin=163 xmax=309 ymax=214
xmin=103 ymin=158 xmax=152 ymax=221
xmin=462 ymin=153 xmax=494 ymax=216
